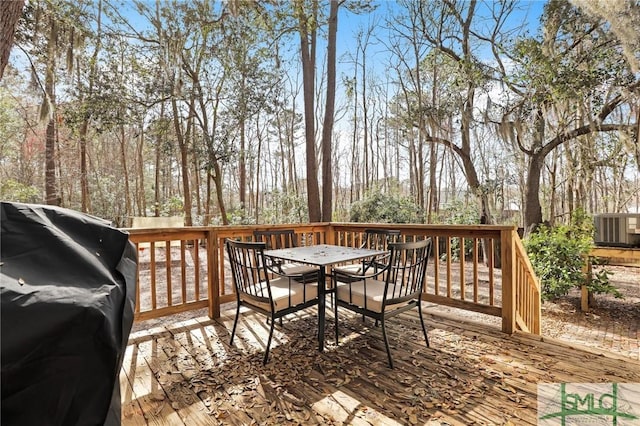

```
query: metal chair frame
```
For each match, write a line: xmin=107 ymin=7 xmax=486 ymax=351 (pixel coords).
xmin=226 ymin=239 xmax=320 ymax=364
xmin=253 ymin=229 xmax=320 ymax=283
xmin=333 ymin=229 xmax=401 ymax=281
xmin=333 ymin=238 xmax=432 ymax=368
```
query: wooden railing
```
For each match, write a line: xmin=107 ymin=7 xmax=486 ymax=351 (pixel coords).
xmin=125 ymin=223 xmax=540 ymax=334
xmin=126 ymin=227 xmax=215 ymax=321
xmin=581 ymin=246 xmax=640 ymax=311
xmin=511 ymin=233 xmax=541 ymax=334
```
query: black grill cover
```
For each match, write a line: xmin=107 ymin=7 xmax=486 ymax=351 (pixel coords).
xmin=1 ymin=202 xmax=137 ymax=426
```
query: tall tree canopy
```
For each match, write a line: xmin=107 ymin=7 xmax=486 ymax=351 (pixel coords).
xmin=2 ymin=0 xmax=637 ymax=228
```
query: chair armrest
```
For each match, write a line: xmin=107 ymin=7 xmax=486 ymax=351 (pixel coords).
xmin=264 ymin=257 xmax=319 ymax=283
xmin=332 ymin=263 xmax=387 ymax=283
xmin=263 ymin=257 xmax=285 ymax=275
xmin=365 ymin=257 xmax=390 ymax=274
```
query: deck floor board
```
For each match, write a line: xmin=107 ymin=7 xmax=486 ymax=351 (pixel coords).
xmin=121 ymin=306 xmax=640 ymax=425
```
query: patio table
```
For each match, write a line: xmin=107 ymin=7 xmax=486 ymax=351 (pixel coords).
xmin=264 ymin=244 xmax=386 ymax=351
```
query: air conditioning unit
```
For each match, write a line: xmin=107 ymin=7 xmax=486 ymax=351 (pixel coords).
xmin=594 ymin=213 xmax=640 ymax=247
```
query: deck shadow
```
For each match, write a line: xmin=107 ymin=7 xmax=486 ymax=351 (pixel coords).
xmin=122 ymin=306 xmax=640 ymax=425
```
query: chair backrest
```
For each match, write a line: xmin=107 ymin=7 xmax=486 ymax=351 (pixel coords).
xmin=383 ymin=238 xmax=432 ymax=305
xmin=225 ymin=239 xmax=272 ymax=303
xmin=254 ymin=229 xmax=299 ymax=249
xmin=358 ymin=229 xmax=402 ymax=272
xmin=361 ymin=229 xmax=401 ymax=250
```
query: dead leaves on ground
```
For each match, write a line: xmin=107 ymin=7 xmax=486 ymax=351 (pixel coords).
xmin=132 ymin=313 xmax=564 ymax=425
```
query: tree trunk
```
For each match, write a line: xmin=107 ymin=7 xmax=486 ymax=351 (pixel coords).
xmin=193 ymin=145 xmax=201 ymax=220
xmin=276 ymin=113 xmax=287 ymax=192
xmin=411 ymin=33 xmax=425 ymax=211
xmin=255 ymin=117 xmax=263 ymax=223
xmin=172 ymin=97 xmax=193 ymax=226
xmin=350 ymin=70 xmax=359 ymax=204
xmin=296 ymin=0 xmax=321 ymax=222
xmin=0 ymin=0 xmax=24 ymax=81
xmin=360 ymin=43 xmax=369 ymax=195
xmin=78 ymin=0 xmax=102 ymax=213
xmin=238 ymin=64 xmax=247 ymax=214
xmin=204 ymin=76 xmax=226 ymax=225
xmin=320 ymin=0 xmax=338 ymax=222
xmin=136 ymin=125 xmax=145 ymax=217
xmin=45 ymin=118 xmax=58 ymax=205
xmin=154 ymin=125 xmax=162 ymax=217
xmin=212 ymin=162 xmax=228 ymax=225
xmin=428 ymin=137 xmax=437 ymax=221
xmin=548 ymin=149 xmax=558 ymax=226
xmin=524 ymin=153 xmax=544 ymax=233
xmin=120 ymin=125 xmax=132 ymax=217
xmin=428 ymin=62 xmax=439 ymax=222
xmin=205 ymin=171 xmax=212 ymax=226
xmin=239 ymin=114 xmax=247 ymax=213
xmin=44 ymin=19 xmax=58 ymax=206
xmin=79 ymin=119 xmax=90 ymax=211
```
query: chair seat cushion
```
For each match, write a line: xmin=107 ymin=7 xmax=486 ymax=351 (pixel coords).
xmin=333 ymin=260 xmax=387 ymax=279
xmin=280 ymin=263 xmax=319 ymax=279
xmin=241 ymin=277 xmax=318 ymax=313
xmin=336 ymin=279 xmax=392 ymax=313
xmin=333 ymin=263 xmax=365 ymax=275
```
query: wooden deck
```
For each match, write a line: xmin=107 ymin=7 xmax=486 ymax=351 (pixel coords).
xmin=120 ymin=305 xmax=640 ymax=425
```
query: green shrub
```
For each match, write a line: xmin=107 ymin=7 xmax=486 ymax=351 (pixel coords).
xmin=163 ymin=196 xmax=184 ymax=216
xmin=350 ymin=191 xmax=423 ymax=224
xmin=435 ymin=200 xmax=479 ymax=261
xmin=259 ymin=190 xmax=308 ymax=224
xmin=435 ymin=200 xmax=480 ymax=226
xmin=524 ymin=210 xmax=620 ymax=301
xmin=0 ymin=179 xmax=40 ymax=203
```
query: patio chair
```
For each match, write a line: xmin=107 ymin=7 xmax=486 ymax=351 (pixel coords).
xmin=333 ymin=238 xmax=432 ymax=368
xmin=332 ymin=228 xmax=401 ymax=279
xmin=333 ymin=229 xmax=401 ymax=321
xmin=225 ymin=239 xmax=320 ymax=364
xmin=253 ymin=229 xmax=319 ymax=282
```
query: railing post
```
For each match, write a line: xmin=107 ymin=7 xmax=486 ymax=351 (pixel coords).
xmin=501 ymin=228 xmax=516 ymax=334
xmin=208 ymin=227 xmax=220 ymax=319
xmin=581 ymin=255 xmax=592 ymax=312
xmin=324 ymin=223 xmax=335 ymax=245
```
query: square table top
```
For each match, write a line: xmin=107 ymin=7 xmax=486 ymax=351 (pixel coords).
xmin=264 ymin=244 xmax=386 ymax=267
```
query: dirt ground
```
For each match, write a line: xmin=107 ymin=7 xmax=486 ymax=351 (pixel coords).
xmin=539 ymin=265 xmax=639 ymax=359
xmin=424 ymin=264 xmax=639 ymax=360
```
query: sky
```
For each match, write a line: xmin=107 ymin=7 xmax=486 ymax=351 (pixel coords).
xmin=333 ymin=1 xmax=546 ymax=62
xmin=97 ymin=0 xmax=549 ymax=93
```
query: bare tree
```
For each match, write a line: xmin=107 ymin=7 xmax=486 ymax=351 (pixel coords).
xmin=390 ymin=0 xmax=516 ymax=224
